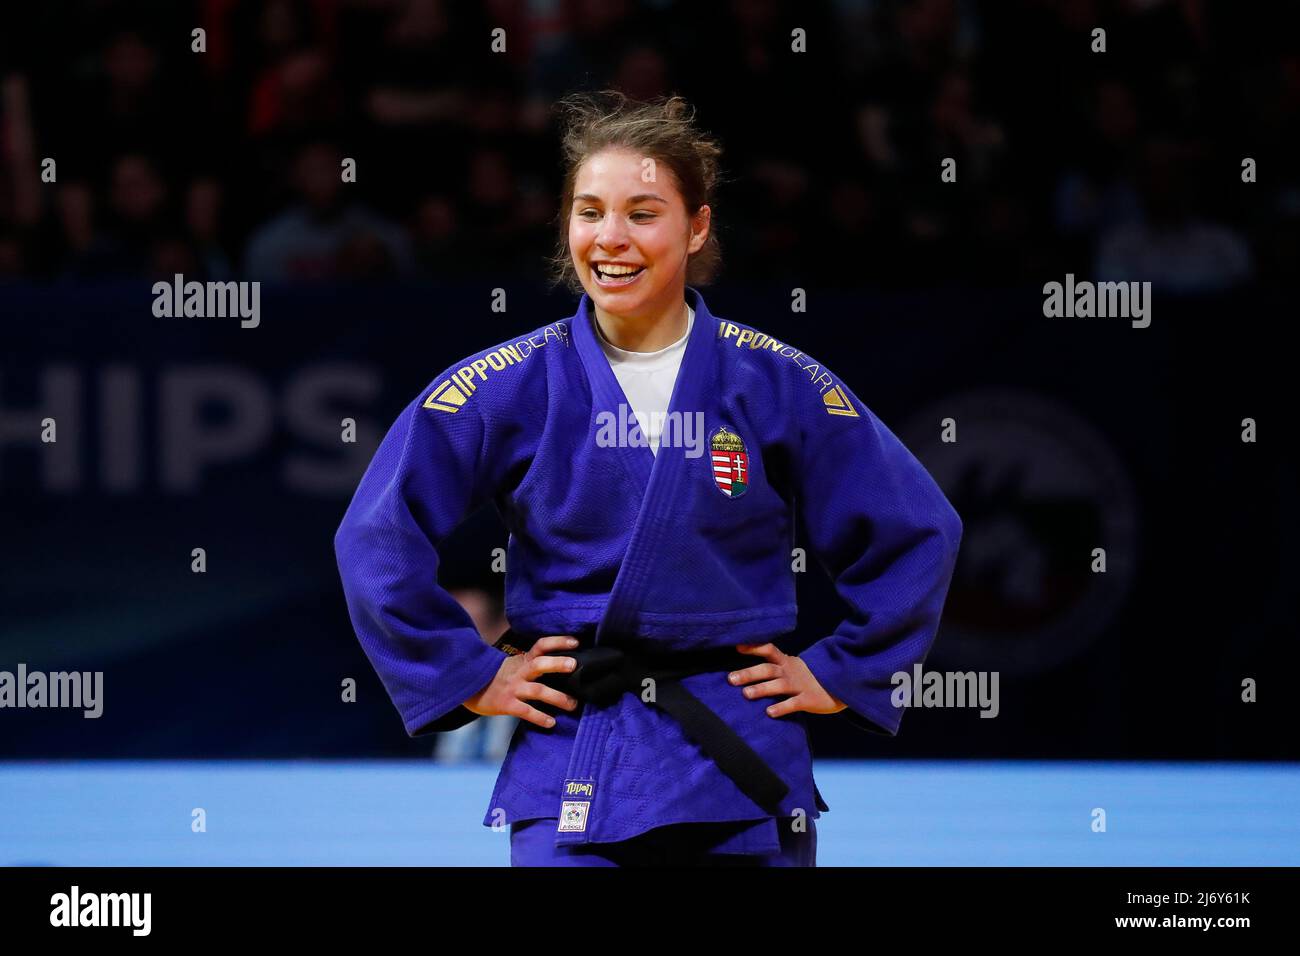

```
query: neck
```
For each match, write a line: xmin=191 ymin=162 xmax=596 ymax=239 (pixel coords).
xmin=593 ymin=292 xmax=691 ymax=352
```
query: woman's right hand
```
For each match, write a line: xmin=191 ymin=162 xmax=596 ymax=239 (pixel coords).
xmin=464 ymin=635 xmax=581 ymax=728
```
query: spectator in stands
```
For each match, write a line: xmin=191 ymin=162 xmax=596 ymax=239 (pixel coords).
xmin=1096 ymin=135 xmax=1254 ymax=292
xmin=243 ymin=139 xmax=413 ymax=280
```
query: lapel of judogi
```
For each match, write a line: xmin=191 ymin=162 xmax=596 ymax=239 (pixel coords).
xmin=557 ymin=287 xmax=721 ymax=844
xmin=570 ymin=287 xmax=719 ymax=643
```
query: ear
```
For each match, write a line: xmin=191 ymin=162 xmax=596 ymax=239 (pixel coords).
xmin=688 ymin=205 xmax=712 ymax=254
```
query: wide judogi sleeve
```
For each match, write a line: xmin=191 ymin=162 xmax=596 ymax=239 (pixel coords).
xmin=334 ymin=382 xmax=509 ymax=737
xmin=794 ymin=377 xmax=963 ymax=736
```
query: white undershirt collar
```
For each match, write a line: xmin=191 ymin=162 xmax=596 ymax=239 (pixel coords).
xmin=595 ymin=303 xmax=695 ymax=370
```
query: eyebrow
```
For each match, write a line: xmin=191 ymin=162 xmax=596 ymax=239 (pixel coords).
xmin=573 ymin=193 xmax=669 ymax=205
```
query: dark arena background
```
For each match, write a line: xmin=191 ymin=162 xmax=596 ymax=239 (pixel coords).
xmin=1 ymin=0 xmax=1297 ymax=883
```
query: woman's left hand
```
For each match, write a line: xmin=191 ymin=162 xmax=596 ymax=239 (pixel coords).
xmin=728 ymin=643 xmax=848 ymax=718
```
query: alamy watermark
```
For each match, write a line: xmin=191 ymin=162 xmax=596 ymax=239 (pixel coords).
xmin=153 ymin=273 xmax=260 ymax=328
xmin=0 ymin=664 xmax=103 ymax=718
xmin=1043 ymin=273 xmax=1151 ymax=328
xmin=50 ymin=886 xmax=151 ymax=936
xmin=891 ymin=664 xmax=999 ymax=718
xmin=595 ymin=404 xmax=706 ymax=458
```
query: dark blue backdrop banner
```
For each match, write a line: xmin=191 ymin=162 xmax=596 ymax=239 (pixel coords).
xmin=0 ymin=281 xmax=1292 ymax=759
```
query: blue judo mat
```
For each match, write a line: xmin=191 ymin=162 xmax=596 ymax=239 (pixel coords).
xmin=2 ymin=761 xmax=1296 ymax=866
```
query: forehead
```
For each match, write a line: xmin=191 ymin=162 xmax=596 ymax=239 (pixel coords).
xmin=573 ymin=148 xmax=680 ymax=201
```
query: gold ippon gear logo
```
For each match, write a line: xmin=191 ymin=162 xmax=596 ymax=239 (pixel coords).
xmin=716 ymin=320 xmax=859 ymax=417
xmin=424 ymin=321 xmax=570 ymax=413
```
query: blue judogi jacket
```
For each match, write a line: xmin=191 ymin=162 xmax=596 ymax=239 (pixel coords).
xmin=334 ymin=287 xmax=963 ymax=855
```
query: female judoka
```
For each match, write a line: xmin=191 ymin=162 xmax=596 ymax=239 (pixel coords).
xmin=335 ymin=91 xmax=963 ymax=867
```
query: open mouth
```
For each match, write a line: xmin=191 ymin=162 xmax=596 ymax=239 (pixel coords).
xmin=593 ymin=263 xmax=645 ymax=286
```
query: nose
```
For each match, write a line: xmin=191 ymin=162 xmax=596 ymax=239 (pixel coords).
xmin=595 ymin=214 xmax=629 ymax=250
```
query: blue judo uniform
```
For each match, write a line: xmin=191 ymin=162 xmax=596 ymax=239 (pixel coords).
xmin=334 ymin=287 xmax=963 ymax=863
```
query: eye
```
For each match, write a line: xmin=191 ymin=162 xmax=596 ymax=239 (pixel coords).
xmin=577 ymin=208 xmax=600 ymax=220
xmin=631 ymin=212 xmax=656 ymax=222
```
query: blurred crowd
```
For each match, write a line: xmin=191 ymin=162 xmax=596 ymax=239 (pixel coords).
xmin=0 ymin=0 xmax=1296 ymax=290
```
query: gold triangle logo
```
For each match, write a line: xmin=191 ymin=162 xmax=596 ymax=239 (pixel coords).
xmin=823 ymin=385 xmax=859 ymax=417
xmin=423 ymin=380 xmax=467 ymax=413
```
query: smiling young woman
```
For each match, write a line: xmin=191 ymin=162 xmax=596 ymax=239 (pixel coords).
xmin=549 ymin=91 xmax=721 ymax=353
xmin=335 ymin=91 xmax=963 ymax=867
xmin=569 ymin=147 xmax=704 ymax=349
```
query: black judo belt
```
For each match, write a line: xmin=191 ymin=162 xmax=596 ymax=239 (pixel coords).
xmin=493 ymin=629 xmax=790 ymax=815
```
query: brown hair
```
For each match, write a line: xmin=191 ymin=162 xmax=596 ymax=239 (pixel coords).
xmin=547 ymin=90 xmax=725 ymax=293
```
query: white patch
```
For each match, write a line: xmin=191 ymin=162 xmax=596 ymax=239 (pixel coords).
xmin=557 ymin=801 xmax=591 ymax=832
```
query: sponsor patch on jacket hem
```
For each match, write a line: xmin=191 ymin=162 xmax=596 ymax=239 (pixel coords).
xmin=558 ymin=801 xmax=591 ymax=832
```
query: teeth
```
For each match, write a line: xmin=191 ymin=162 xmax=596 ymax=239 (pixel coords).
xmin=597 ymin=264 xmax=641 ymax=276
